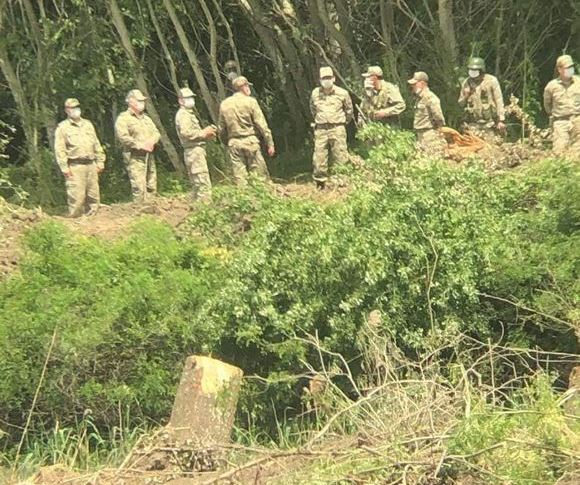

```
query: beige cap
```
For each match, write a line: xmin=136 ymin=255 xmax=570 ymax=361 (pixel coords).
xmin=407 ymin=71 xmax=429 ymax=84
xmin=556 ymin=55 xmax=574 ymax=69
xmin=362 ymin=66 xmax=383 ymax=78
xmin=319 ymin=66 xmax=334 ymax=78
xmin=232 ymin=76 xmax=253 ymax=90
xmin=64 ymin=98 xmax=80 ymax=108
xmin=179 ymin=87 xmax=195 ymax=98
xmin=126 ymin=89 xmax=147 ymax=101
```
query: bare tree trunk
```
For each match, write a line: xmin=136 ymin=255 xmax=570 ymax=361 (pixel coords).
xmin=495 ymin=0 xmax=505 ymax=76
xmin=210 ymin=0 xmax=240 ymax=71
xmin=108 ymin=0 xmax=183 ymax=174
xmin=198 ymin=0 xmax=226 ymax=100
xmin=145 ymin=0 xmax=180 ymax=94
xmin=379 ymin=0 xmax=399 ymax=81
xmin=161 ymin=0 xmax=218 ymax=121
xmin=438 ymin=0 xmax=457 ymax=64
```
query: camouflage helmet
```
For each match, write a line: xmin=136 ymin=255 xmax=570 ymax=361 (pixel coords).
xmin=467 ymin=57 xmax=486 ymax=72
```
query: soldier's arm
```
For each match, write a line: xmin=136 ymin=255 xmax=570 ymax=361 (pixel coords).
xmin=251 ymin=100 xmax=274 ymax=148
xmin=89 ymin=122 xmax=106 ymax=170
xmin=343 ymin=91 xmax=354 ymax=124
xmin=383 ymin=85 xmax=406 ymax=116
xmin=429 ymin=97 xmax=445 ymax=128
xmin=543 ymin=84 xmax=553 ymax=116
xmin=178 ymin=111 xmax=205 ymax=143
xmin=54 ymin=125 xmax=70 ymax=174
xmin=115 ymin=115 xmax=139 ymax=151
xmin=492 ymin=78 xmax=506 ymax=121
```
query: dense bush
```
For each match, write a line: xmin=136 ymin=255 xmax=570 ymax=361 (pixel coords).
xmin=0 ymin=125 xmax=577 ymax=452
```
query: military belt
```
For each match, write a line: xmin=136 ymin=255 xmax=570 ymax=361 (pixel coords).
xmin=68 ymin=157 xmax=95 ymax=165
xmin=315 ymin=123 xmax=344 ymax=129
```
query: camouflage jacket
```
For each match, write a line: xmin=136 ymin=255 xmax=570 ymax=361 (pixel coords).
xmin=458 ymin=74 xmax=505 ymax=124
xmin=360 ymin=80 xmax=406 ymax=123
xmin=309 ymin=85 xmax=353 ymax=125
xmin=413 ymin=88 xmax=445 ymax=131
xmin=218 ymin=92 xmax=274 ymax=147
xmin=175 ymin=107 xmax=206 ymax=149
xmin=54 ymin=118 xmax=106 ymax=174
xmin=543 ymin=75 xmax=580 ymax=119
xmin=115 ymin=109 xmax=161 ymax=152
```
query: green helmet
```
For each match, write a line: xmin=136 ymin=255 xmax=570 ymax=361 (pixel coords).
xmin=467 ymin=57 xmax=486 ymax=72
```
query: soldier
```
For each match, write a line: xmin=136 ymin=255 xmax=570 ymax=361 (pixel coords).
xmin=408 ymin=72 xmax=447 ymax=156
xmin=360 ymin=66 xmax=406 ymax=125
xmin=224 ymin=60 xmax=240 ymax=95
xmin=458 ymin=57 xmax=506 ymax=142
xmin=543 ymin=54 xmax=580 ymax=155
xmin=310 ymin=66 xmax=353 ymax=189
xmin=218 ymin=76 xmax=275 ymax=185
xmin=115 ymin=89 xmax=161 ymax=202
xmin=54 ymin=98 xmax=106 ymax=217
xmin=175 ymin=88 xmax=217 ymax=201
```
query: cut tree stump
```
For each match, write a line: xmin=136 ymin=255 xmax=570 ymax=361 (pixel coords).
xmin=167 ymin=356 xmax=243 ymax=446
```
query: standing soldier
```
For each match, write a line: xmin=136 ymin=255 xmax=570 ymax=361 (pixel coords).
xmin=310 ymin=66 xmax=353 ymax=189
xmin=543 ymin=55 xmax=580 ymax=155
xmin=407 ymin=72 xmax=447 ymax=156
xmin=115 ymin=89 xmax=161 ymax=202
xmin=360 ymin=66 xmax=406 ymax=125
xmin=218 ymin=76 xmax=275 ymax=185
xmin=54 ymin=98 xmax=106 ymax=217
xmin=175 ymin=88 xmax=217 ymax=201
xmin=224 ymin=60 xmax=240 ymax=96
xmin=458 ymin=57 xmax=506 ymax=142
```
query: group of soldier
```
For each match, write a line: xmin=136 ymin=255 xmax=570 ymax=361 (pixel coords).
xmin=54 ymin=54 xmax=578 ymax=217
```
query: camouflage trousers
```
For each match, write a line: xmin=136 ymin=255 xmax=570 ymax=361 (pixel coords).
xmin=552 ymin=118 xmax=575 ymax=156
xmin=184 ymin=146 xmax=212 ymax=201
xmin=465 ymin=122 xmax=500 ymax=144
xmin=416 ymin=129 xmax=447 ymax=157
xmin=124 ymin=151 xmax=157 ymax=202
xmin=65 ymin=161 xmax=100 ymax=217
xmin=228 ymin=136 xmax=269 ymax=186
xmin=569 ymin=116 xmax=580 ymax=158
xmin=312 ymin=125 xmax=348 ymax=183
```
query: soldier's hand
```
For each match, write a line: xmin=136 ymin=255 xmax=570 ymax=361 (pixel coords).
xmin=141 ymin=140 xmax=155 ymax=152
xmin=496 ymin=121 xmax=506 ymax=134
xmin=97 ymin=167 xmax=105 ymax=174
xmin=64 ymin=170 xmax=73 ymax=179
xmin=202 ymin=126 xmax=217 ymax=140
xmin=463 ymin=87 xmax=471 ymax=97
xmin=267 ymin=145 xmax=276 ymax=157
xmin=374 ymin=110 xmax=387 ymax=120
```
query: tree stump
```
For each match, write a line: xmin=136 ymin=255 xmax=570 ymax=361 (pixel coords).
xmin=167 ymin=356 xmax=243 ymax=446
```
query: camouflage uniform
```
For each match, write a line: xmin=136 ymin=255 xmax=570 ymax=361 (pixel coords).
xmin=544 ymin=75 xmax=580 ymax=155
xmin=360 ymin=80 xmax=406 ymax=125
xmin=458 ymin=74 xmax=505 ymax=142
xmin=412 ymin=88 xmax=446 ymax=156
xmin=54 ymin=102 xmax=105 ymax=217
xmin=176 ymin=106 xmax=212 ymax=200
xmin=218 ymin=88 xmax=274 ymax=186
xmin=115 ymin=108 xmax=161 ymax=201
xmin=310 ymin=83 xmax=353 ymax=183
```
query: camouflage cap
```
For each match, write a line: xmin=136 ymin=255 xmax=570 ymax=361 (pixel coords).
xmin=556 ymin=55 xmax=574 ymax=69
xmin=407 ymin=71 xmax=429 ymax=84
xmin=64 ymin=98 xmax=80 ymax=108
xmin=319 ymin=66 xmax=334 ymax=78
xmin=362 ymin=66 xmax=383 ymax=78
xmin=232 ymin=76 xmax=253 ymax=90
xmin=179 ymin=87 xmax=195 ymax=98
xmin=126 ymin=89 xmax=147 ymax=102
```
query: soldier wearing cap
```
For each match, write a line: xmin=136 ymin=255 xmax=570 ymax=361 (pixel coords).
xmin=458 ymin=57 xmax=506 ymax=142
xmin=175 ymin=87 xmax=217 ymax=200
xmin=54 ymin=98 xmax=106 ymax=217
xmin=543 ymin=54 xmax=580 ymax=155
xmin=408 ymin=72 xmax=447 ymax=156
xmin=310 ymin=66 xmax=353 ymax=189
xmin=360 ymin=66 xmax=405 ymax=125
xmin=218 ymin=76 xmax=275 ymax=185
xmin=115 ymin=89 xmax=161 ymax=201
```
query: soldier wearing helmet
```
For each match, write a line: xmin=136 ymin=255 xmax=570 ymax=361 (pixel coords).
xmin=458 ymin=57 xmax=506 ymax=142
xmin=543 ymin=54 xmax=580 ymax=155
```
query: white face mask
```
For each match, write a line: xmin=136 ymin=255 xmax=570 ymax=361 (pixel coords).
xmin=468 ymin=69 xmax=480 ymax=79
xmin=563 ymin=67 xmax=575 ymax=79
xmin=183 ymin=97 xmax=195 ymax=109
xmin=320 ymin=79 xmax=334 ymax=89
xmin=69 ymin=108 xmax=81 ymax=120
xmin=135 ymin=100 xmax=146 ymax=112
xmin=413 ymin=86 xmax=423 ymax=95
